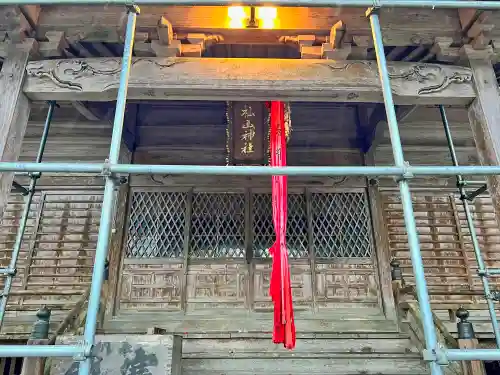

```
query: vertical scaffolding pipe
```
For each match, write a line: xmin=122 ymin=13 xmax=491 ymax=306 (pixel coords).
xmin=439 ymin=105 xmax=500 ymax=348
xmin=0 ymin=101 xmax=56 ymax=330
xmin=77 ymin=6 xmax=138 ymax=375
xmin=368 ymin=9 xmax=443 ymax=375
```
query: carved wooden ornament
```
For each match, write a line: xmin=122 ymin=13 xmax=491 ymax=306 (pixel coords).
xmin=24 ymin=58 xmax=476 ymax=105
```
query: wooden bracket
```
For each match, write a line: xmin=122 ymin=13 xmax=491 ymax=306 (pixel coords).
xmin=430 ymin=37 xmax=461 ymax=63
xmin=38 ymin=31 xmax=69 ymax=58
xmin=459 ymin=9 xmax=494 ymax=50
xmin=181 ymin=33 xmax=222 ymax=57
xmin=322 ymin=21 xmax=352 ymax=60
xmin=150 ymin=16 xmax=181 ymax=57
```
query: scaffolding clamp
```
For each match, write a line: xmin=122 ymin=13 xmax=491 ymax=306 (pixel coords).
xmin=395 ymin=161 xmax=414 ymax=183
xmin=488 ymin=291 xmax=500 ymax=302
xmin=0 ymin=268 xmax=16 ymax=277
xmin=365 ymin=3 xmax=381 ymax=17
xmin=28 ymin=171 xmax=41 ymax=180
xmin=72 ymin=340 xmax=94 ymax=361
xmin=125 ymin=3 xmax=140 ymax=14
xmin=101 ymin=159 xmax=112 ymax=178
xmin=422 ymin=348 xmax=448 ymax=365
xmin=465 ymin=184 xmax=488 ymax=202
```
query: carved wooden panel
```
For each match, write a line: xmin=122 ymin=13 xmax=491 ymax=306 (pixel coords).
xmin=185 ymin=262 xmax=248 ymax=312
xmin=116 ymin=186 xmax=381 ymax=318
xmin=120 ymin=261 xmax=183 ymax=311
xmin=24 ymin=58 xmax=475 ymax=105
xmin=383 ymin=190 xmax=500 ymax=304
xmin=253 ymin=260 xmax=313 ymax=311
xmin=315 ymin=262 xmax=380 ymax=309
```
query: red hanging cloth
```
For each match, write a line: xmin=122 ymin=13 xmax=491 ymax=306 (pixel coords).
xmin=268 ymin=101 xmax=296 ymax=350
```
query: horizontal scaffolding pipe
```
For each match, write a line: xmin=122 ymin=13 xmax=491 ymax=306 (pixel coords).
xmin=5 ymin=162 xmax=500 ymax=177
xmin=0 ymin=344 xmax=85 ymax=358
xmin=445 ymin=349 xmax=500 ymax=362
xmin=1 ymin=0 xmax=500 ymax=8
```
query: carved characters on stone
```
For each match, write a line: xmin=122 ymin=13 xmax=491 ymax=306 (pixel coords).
xmin=388 ymin=64 xmax=473 ymax=95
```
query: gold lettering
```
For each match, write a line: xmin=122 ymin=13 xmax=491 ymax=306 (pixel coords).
xmin=241 ymin=142 xmax=255 ymax=154
xmin=242 ymin=119 xmax=255 ymax=130
xmin=240 ymin=104 xmax=255 ymax=118
xmin=241 ymin=128 xmax=256 ymax=141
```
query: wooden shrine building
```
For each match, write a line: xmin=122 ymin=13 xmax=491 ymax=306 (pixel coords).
xmin=1 ymin=3 xmax=500 ymax=375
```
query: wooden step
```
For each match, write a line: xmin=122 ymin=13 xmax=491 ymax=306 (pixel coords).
xmin=181 ymin=357 xmax=429 ymax=375
xmin=104 ymin=316 xmax=399 ymax=335
xmin=182 ymin=336 xmax=419 ymax=358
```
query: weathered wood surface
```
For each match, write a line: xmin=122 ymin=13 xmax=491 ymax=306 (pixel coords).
xmin=114 ymin=186 xmax=382 ymax=321
xmin=34 ymin=6 xmax=460 ymax=46
xmin=382 ymin=190 xmax=500 ymax=305
xmin=104 ymin=312 xmax=396 ymax=335
xmin=466 ymin=48 xmax=500 ymax=230
xmin=24 ymin=58 xmax=475 ymax=104
xmin=20 ymin=338 xmax=48 ymax=375
xmin=0 ymin=42 xmax=34 ymax=225
xmin=366 ymin=152 xmax=396 ymax=321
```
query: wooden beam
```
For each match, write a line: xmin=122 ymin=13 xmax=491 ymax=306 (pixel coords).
xmin=465 ymin=45 xmax=500 ymax=228
xmin=366 ymin=104 xmax=418 ymax=152
xmin=0 ymin=41 xmax=36 ymax=221
xmin=71 ymin=101 xmax=101 ymax=121
xmin=24 ymin=58 xmax=475 ymax=105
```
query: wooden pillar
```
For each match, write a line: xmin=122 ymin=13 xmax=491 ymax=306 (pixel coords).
xmin=365 ymin=152 xmax=397 ymax=320
xmin=104 ymin=145 xmax=132 ymax=322
xmin=465 ymin=45 xmax=500 ymax=227
xmin=0 ymin=41 xmax=36 ymax=220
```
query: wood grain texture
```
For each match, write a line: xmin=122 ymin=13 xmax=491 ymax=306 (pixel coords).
xmin=466 ymin=50 xmax=500 ymax=230
xmin=24 ymin=58 xmax=475 ymax=104
xmin=34 ymin=6 xmax=460 ymax=47
xmin=0 ymin=42 xmax=34 ymax=222
xmin=382 ymin=191 xmax=500 ymax=305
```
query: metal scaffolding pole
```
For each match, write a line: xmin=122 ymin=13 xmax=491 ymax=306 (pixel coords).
xmin=368 ymin=7 xmax=443 ymax=375
xmin=3 ymin=0 xmax=500 ymax=8
xmin=2 ymin=0 xmax=500 ymax=366
xmin=439 ymin=105 xmax=500 ymax=348
xmin=77 ymin=6 xmax=138 ymax=375
xmin=6 ymin=162 xmax=500 ymax=177
xmin=0 ymin=101 xmax=56 ymax=330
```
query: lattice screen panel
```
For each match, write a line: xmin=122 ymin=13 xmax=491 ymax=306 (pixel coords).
xmin=0 ymin=191 xmax=103 ymax=312
xmin=126 ymin=191 xmax=187 ymax=258
xmin=252 ymin=193 xmax=308 ymax=258
xmin=383 ymin=191 xmax=500 ymax=303
xmin=311 ymin=192 xmax=373 ymax=258
xmin=190 ymin=192 xmax=245 ymax=258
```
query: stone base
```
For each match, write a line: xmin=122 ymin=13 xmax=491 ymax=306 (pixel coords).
xmin=51 ymin=334 xmax=182 ymax=375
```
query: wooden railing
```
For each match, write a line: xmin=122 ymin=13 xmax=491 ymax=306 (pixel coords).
xmin=38 ymin=279 xmax=109 ymax=375
xmin=391 ymin=260 xmax=486 ymax=375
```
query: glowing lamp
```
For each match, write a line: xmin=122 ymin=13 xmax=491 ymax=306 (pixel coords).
xmin=227 ymin=6 xmax=278 ymax=29
xmin=256 ymin=7 xmax=277 ymax=29
xmin=228 ymin=6 xmax=247 ymax=29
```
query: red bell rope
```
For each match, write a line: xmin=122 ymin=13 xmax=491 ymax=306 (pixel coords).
xmin=268 ymin=101 xmax=296 ymax=349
